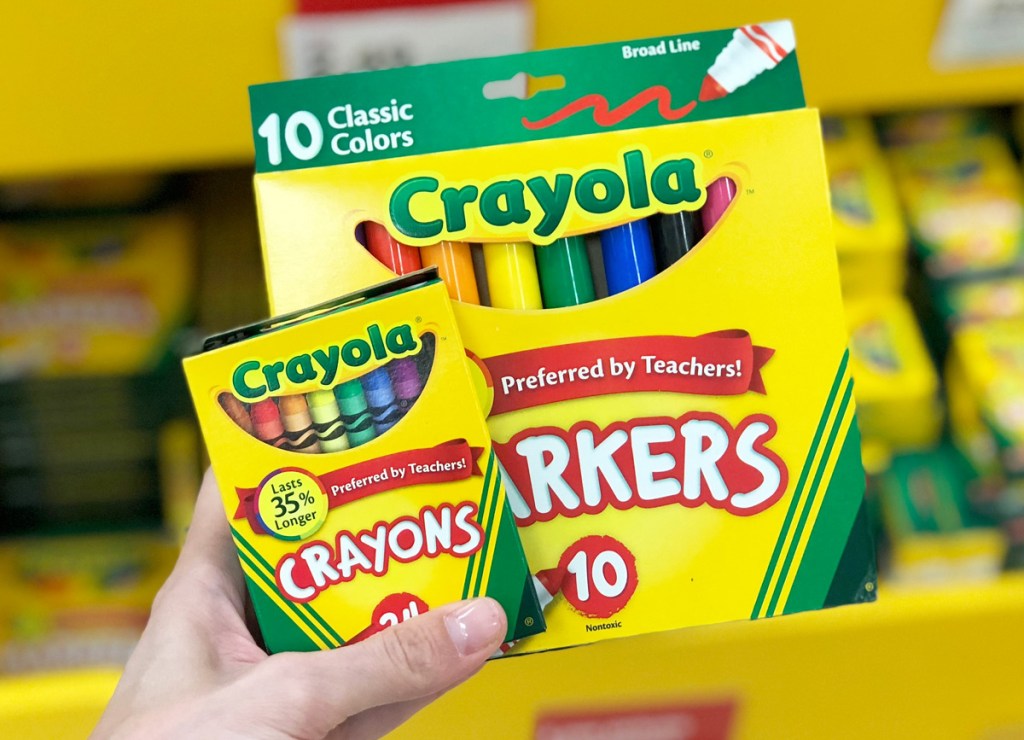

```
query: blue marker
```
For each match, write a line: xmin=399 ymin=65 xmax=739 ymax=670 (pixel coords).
xmin=599 ymin=220 xmax=657 ymax=295
xmin=361 ymin=368 xmax=402 ymax=434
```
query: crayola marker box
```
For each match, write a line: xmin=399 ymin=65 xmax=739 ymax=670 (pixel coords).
xmin=183 ymin=270 xmax=545 ymax=653
xmin=248 ymin=21 xmax=876 ymax=653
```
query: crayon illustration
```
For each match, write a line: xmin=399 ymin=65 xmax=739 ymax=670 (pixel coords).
xmin=361 ymin=367 xmax=403 ymax=434
xmin=279 ymin=394 xmax=322 ymax=453
xmin=335 ymin=379 xmax=377 ymax=447
xmin=218 ymin=392 xmax=254 ymax=435
xmin=483 ymin=241 xmax=543 ymax=309
xmin=599 ymin=220 xmax=656 ymax=295
xmin=699 ymin=21 xmax=796 ymax=102
xmin=307 ymin=389 xmax=351 ymax=452
xmin=496 ymin=567 xmax=566 ymax=655
xmin=651 ymin=210 xmax=703 ymax=270
xmin=365 ymin=221 xmax=422 ymax=274
xmin=701 ymin=177 xmax=737 ymax=232
xmin=415 ymin=332 xmax=437 ymax=383
xmin=250 ymin=399 xmax=288 ymax=449
xmin=535 ymin=236 xmax=596 ymax=308
xmin=388 ymin=358 xmax=424 ymax=416
xmin=421 ymin=240 xmax=480 ymax=304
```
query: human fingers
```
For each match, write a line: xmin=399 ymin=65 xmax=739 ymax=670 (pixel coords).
xmin=221 ymin=598 xmax=505 ymax=739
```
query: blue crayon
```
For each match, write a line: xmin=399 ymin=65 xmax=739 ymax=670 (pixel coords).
xmin=599 ymin=220 xmax=657 ymax=295
xmin=361 ymin=367 xmax=402 ymax=433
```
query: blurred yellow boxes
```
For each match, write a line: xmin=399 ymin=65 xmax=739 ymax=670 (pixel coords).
xmin=822 ymin=116 xmax=908 ymax=296
xmin=846 ymin=295 xmax=942 ymax=456
xmin=887 ymin=135 xmax=1024 ymax=281
xmin=877 ymin=445 xmax=1005 ymax=586
xmin=948 ymin=319 xmax=1024 ymax=479
xmin=0 ymin=533 xmax=177 ymax=675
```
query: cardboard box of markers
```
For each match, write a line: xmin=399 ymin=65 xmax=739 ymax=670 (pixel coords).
xmin=222 ymin=20 xmax=875 ymax=655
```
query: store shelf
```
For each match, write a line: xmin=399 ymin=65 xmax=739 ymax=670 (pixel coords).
xmin=4 ymin=575 xmax=1024 ymax=739
xmin=4 ymin=1 xmax=1024 ymax=180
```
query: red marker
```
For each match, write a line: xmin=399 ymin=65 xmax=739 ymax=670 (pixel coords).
xmin=496 ymin=567 xmax=566 ymax=656
xmin=364 ymin=222 xmax=422 ymax=275
xmin=701 ymin=177 xmax=737 ymax=232
xmin=699 ymin=21 xmax=796 ymax=102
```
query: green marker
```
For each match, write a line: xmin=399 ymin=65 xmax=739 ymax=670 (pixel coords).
xmin=334 ymin=380 xmax=377 ymax=447
xmin=535 ymin=236 xmax=597 ymax=308
xmin=307 ymin=390 xmax=351 ymax=453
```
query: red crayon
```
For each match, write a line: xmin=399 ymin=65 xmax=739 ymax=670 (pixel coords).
xmin=250 ymin=399 xmax=287 ymax=448
xmin=364 ymin=222 xmax=422 ymax=275
xmin=701 ymin=177 xmax=737 ymax=233
xmin=496 ymin=566 xmax=566 ymax=655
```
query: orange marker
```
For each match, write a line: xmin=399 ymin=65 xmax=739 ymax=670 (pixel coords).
xmin=421 ymin=240 xmax=480 ymax=304
xmin=364 ymin=222 xmax=422 ymax=275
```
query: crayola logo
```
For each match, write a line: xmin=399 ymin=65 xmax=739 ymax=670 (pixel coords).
xmin=389 ymin=148 xmax=704 ymax=245
xmin=232 ymin=323 xmax=419 ymax=400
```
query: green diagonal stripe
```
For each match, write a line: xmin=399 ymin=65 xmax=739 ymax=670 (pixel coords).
xmin=462 ymin=451 xmax=494 ymax=600
xmin=767 ymin=377 xmax=854 ymax=617
xmin=472 ymin=454 xmax=504 ymax=598
xmin=751 ymin=350 xmax=849 ymax=620
xmin=232 ymin=529 xmax=344 ymax=647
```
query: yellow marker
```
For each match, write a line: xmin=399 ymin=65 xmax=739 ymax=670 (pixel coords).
xmin=483 ymin=241 xmax=542 ymax=309
xmin=421 ymin=240 xmax=480 ymax=304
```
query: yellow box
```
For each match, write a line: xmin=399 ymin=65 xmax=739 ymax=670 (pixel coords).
xmin=248 ymin=23 xmax=874 ymax=653
xmin=845 ymin=294 xmax=942 ymax=455
xmin=183 ymin=272 xmax=544 ymax=653
xmin=821 ymin=116 xmax=908 ymax=296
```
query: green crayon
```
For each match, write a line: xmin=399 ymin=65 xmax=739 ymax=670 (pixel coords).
xmin=535 ymin=236 xmax=596 ymax=308
xmin=334 ymin=380 xmax=376 ymax=447
xmin=307 ymin=390 xmax=351 ymax=453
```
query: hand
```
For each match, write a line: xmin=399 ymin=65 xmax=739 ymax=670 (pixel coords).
xmin=93 ymin=470 xmax=507 ymax=739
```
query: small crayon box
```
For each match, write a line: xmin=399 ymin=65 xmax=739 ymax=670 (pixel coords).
xmin=183 ymin=271 xmax=545 ymax=653
xmin=247 ymin=22 xmax=874 ymax=653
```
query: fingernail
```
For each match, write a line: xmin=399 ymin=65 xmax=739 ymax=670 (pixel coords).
xmin=444 ymin=599 xmax=505 ymax=656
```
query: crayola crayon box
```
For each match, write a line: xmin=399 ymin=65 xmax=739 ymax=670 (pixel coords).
xmin=248 ymin=22 xmax=875 ymax=653
xmin=183 ymin=270 xmax=544 ymax=653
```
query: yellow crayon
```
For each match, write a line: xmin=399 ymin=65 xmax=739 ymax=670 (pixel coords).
xmin=483 ymin=241 xmax=543 ymax=309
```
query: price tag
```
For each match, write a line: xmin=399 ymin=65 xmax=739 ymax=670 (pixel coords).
xmin=280 ymin=0 xmax=532 ymax=79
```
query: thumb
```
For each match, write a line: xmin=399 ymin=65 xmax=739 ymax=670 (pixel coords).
xmin=227 ymin=598 xmax=506 ymax=738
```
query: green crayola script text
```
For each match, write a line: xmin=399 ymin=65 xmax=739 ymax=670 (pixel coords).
xmin=389 ymin=149 xmax=704 ymax=245
xmin=232 ymin=323 xmax=419 ymax=400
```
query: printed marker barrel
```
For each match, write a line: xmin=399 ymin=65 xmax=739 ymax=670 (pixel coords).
xmin=250 ymin=399 xmax=287 ymax=449
xmin=307 ymin=389 xmax=351 ymax=453
xmin=335 ymin=379 xmax=376 ymax=447
xmin=365 ymin=222 xmax=422 ymax=275
xmin=599 ymin=220 xmax=656 ymax=295
xmin=483 ymin=241 xmax=542 ymax=309
xmin=651 ymin=210 xmax=703 ymax=271
xmin=535 ymin=236 xmax=596 ymax=308
xmin=279 ymin=395 xmax=321 ymax=453
xmin=361 ymin=367 xmax=402 ymax=434
xmin=421 ymin=240 xmax=480 ymax=304
xmin=701 ymin=177 xmax=737 ymax=232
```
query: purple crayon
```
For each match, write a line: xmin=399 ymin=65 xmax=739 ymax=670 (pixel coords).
xmin=389 ymin=358 xmax=424 ymax=417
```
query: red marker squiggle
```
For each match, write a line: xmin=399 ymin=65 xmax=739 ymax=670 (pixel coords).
xmin=522 ymin=85 xmax=696 ymax=131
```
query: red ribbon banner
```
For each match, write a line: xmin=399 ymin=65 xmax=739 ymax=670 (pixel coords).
xmin=483 ymin=331 xmax=774 ymax=416
xmin=234 ymin=439 xmax=484 ymax=535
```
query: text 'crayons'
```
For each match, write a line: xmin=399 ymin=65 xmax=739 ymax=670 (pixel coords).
xmin=599 ymin=220 xmax=656 ymax=295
